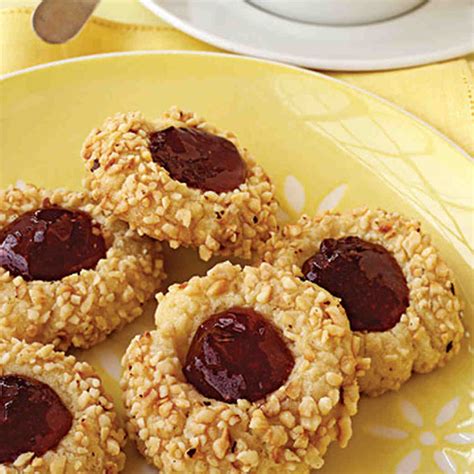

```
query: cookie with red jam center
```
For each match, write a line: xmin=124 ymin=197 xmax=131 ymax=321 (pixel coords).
xmin=261 ymin=208 xmax=464 ymax=396
xmin=122 ymin=262 xmax=368 ymax=473
xmin=0 ymin=184 xmax=166 ymax=350
xmin=0 ymin=338 xmax=126 ymax=473
xmin=82 ymin=107 xmax=278 ymax=261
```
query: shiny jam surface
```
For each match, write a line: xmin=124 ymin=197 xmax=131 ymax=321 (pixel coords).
xmin=149 ymin=127 xmax=246 ymax=193
xmin=183 ymin=307 xmax=294 ymax=403
xmin=0 ymin=206 xmax=106 ymax=281
xmin=302 ymin=236 xmax=409 ymax=332
xmin=0 ymin=375 xmax=73 ymax=464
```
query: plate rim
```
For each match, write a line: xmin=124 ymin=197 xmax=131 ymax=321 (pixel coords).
xmin=138 ymin=0 xmax=474 ymax=71
xmin=1 ymin=50 xmax=472 ymax=165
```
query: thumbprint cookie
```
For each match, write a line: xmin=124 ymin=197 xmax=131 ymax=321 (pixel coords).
xmin=0 ymin=183 xmax=166 ymax=350
xmin=261 ymin=208 xmax=464 ymax=396
xmin=121 ymin=262 xmax=369 ymax=473
xmin=0 ymin=338 xmax=126 ymax=473
xmin=81 ymin=107 xmax=278 ymax=261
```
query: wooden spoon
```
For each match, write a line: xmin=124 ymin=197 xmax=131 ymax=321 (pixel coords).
xmin=32 ymin=0 xmax=100 ymax=44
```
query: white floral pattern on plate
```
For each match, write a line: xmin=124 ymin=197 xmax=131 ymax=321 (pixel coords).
xmin=365 ymin=395 xmax=474 ymax=474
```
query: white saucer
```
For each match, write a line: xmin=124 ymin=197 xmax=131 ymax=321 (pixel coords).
xmin=139 ymin=0 xmax=474 ymax=71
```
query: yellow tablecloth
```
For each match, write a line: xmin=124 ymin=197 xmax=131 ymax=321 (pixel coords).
xmin=1 ymin=1 xmax=473 ymax=156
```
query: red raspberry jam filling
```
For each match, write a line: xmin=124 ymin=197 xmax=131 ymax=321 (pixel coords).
xmin=302 ymin=236 xmax=409 ymax=332
xmin=0 ymin=375 xmax=73 ymax=464
xmin=183 ymin=307 xmax=294 ymax=403
xmin=149 ymin=127 xmax=246 ymax=193
xmin=0 ymin=206 xmax=106 ymax=281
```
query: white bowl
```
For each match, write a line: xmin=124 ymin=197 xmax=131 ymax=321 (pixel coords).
xmin=249 ymin=0 xmax=426 ymax=25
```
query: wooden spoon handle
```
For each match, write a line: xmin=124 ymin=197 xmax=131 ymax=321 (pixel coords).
xmin=32 ymin=0 xmax=100 ymax=44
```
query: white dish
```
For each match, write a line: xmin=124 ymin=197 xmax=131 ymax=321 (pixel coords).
xmin=139 ymin=0 xmax=474 ymax=71
xmin=249 ymin=0 xmax=426 ymax=26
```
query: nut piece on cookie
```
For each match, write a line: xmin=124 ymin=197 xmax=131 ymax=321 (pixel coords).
xmin=81 ymin=107 xmax=278 ymax=261
xmin=121 ymin=262 xmax=368 ymax=473
xmin=0 ymin=183 xmax=166 ymax=350
xmin=0 ymin=338 xmax=126 ymax=473
xmin=261 ymin=208 xmax=465 ymax=397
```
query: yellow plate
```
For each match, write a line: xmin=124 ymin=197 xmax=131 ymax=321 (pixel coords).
xmin=1 ymin=52 xmax=472 ymax=473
